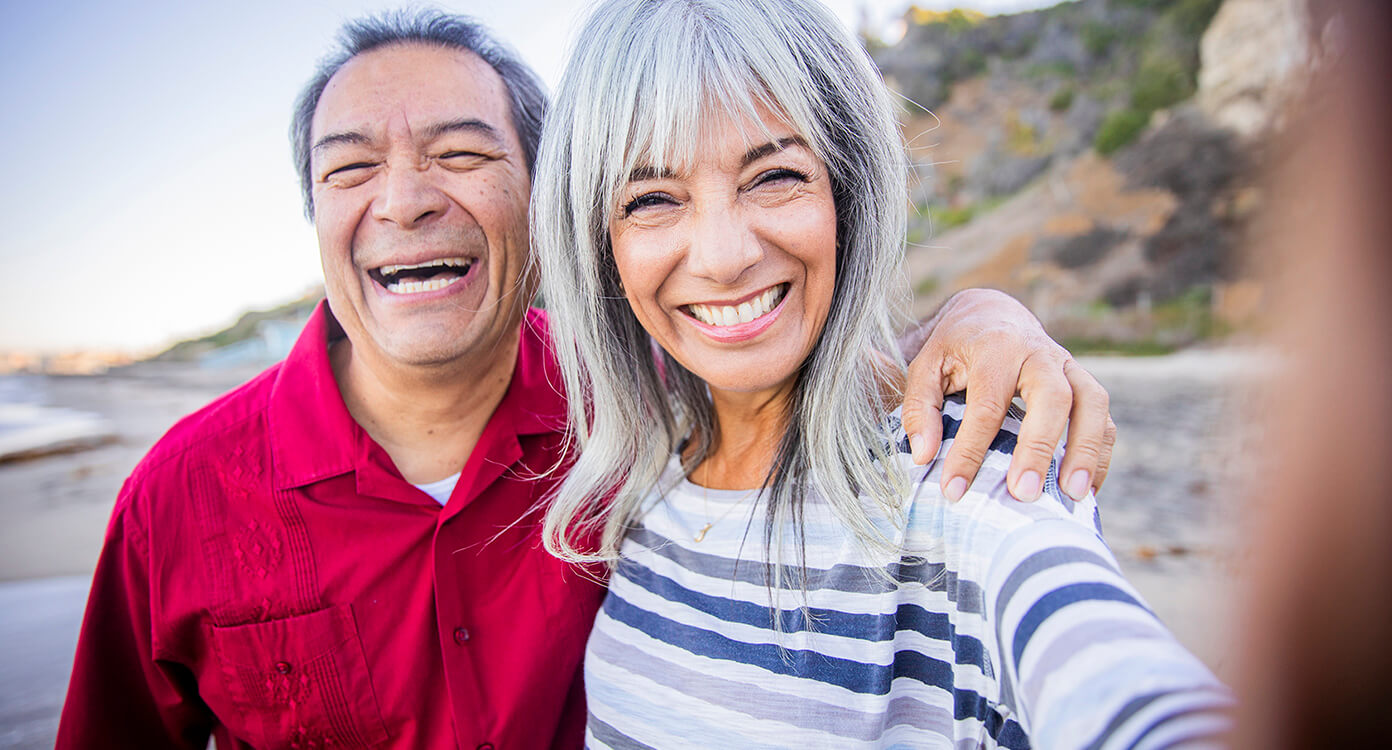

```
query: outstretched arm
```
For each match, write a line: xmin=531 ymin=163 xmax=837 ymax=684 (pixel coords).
xmin=900 ymin=288 xmax=1116 ymax=502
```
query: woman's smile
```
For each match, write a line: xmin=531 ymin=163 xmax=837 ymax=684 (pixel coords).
xmin=681 ymin=282 xmax=789 ymax=341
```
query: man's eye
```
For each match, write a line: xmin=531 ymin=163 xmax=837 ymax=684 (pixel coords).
xmin=622 ymin=192 xmax=676 ymax=216
xmin=325 ymin=162 xmax=374 ymax=179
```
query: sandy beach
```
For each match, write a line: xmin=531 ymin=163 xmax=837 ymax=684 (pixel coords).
xmin=0 ymin=351 xmax=1267 ymax=747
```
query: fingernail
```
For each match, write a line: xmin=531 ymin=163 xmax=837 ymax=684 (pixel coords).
xmin=1015 ymin=470 xmax=1042 ymax=502
xmin=1064 ymin=469 xmax=1090 ymax=500
xmin=909 ymin=433 xmax=926 ymax=463
xmin=944 ymin=476 xmax=968 ymax=501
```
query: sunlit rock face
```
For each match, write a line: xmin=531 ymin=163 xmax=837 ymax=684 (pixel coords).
xmin=1198 ymin=0 xmax=1312 ymax=138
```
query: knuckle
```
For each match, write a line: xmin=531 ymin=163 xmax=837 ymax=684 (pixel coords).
xmin=948 ymin=442 xmax=990 ymax=467
xmin=966 ymin=394 xmax=1010 ymax=417
xmin=1064 ymin=438 xmax=1104 ymax=464
xmin=1080 ymin=380 xmax=1111 ymax=413
xmin=1020 ymin=436 xmax=1059 ymax=461
xmin=1032 ymin=386 xmax=1074 ymax=417
xmin=900 ymin=397 xmax=935 ymax=426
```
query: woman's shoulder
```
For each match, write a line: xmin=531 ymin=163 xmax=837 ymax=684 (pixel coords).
xmin=884 ymin=395 xmax=1105 ymax=556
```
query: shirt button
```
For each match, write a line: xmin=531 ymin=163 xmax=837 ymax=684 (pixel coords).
xmin=274 ymin=661 xmax=293 ymax=675
xmin=476 ymin=744 xmax=494 ymax=750
xmin=453 ymin=627 xmax=471 ymax=644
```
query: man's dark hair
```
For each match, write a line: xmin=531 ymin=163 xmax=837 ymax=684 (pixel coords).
xmin=290 ymin=9 xmax=548 ymax=220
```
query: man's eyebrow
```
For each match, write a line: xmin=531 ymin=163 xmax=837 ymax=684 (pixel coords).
xmin=312 ymin=119 xmax=505 ymax=153
xmin=312 ymin=131 xmax=372 ymax=152
xmin=423 ymin=118 xmax=505 ymax=143
xmin=743 ymin=136 xmax=807 ymax=167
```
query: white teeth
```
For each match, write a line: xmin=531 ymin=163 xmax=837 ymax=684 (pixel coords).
xmin=379 ymin=258 xmax=469 ymax=276
xmin=386 ymin=276 xmax=463 ymax=295
xmin=688 ymin=284 xmax=787 ymax=327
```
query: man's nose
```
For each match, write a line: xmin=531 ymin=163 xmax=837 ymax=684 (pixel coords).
xmin=685 ymin=207 xmax=764 ymax=285
xmin=372 ymin=161 xmax=449 ymax=228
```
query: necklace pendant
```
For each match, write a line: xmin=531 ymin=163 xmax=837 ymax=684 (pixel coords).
xmin=694 ymin=523 xmax=713 ymax=543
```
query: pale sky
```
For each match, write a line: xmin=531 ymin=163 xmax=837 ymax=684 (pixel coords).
xmin=0 ymin=0 xmax=1054 ymax=354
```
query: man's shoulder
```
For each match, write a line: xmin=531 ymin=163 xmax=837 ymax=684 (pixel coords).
xmin=128 ymin=362 xmax=283 ymax=489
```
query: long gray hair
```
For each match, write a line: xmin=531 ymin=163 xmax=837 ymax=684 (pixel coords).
xmin=533 ymin=0 xmax=911 ymax=573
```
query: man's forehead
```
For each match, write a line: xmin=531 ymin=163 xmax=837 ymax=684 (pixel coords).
xmin=311 ymin=43 xmax=514 ymax=142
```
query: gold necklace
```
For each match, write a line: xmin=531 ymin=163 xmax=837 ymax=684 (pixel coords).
xmin=693 ymin=475 xmax=754 ymax=543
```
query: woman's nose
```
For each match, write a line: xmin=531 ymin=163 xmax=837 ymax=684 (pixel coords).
xmin=685 ymin=208 xmax=764 ymax=285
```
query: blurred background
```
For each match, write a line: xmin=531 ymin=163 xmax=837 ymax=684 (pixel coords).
xmin=0 ymin=0 xmax=1315 ymax=746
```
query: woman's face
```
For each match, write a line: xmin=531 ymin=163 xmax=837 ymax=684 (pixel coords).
xmin=608 ymin=105 xmax=838 ymax=399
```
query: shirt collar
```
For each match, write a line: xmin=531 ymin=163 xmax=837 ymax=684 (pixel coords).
xmin=267 ymin=301 xmax=359 ymax=489
xmin=267 ymin=302 xmax=567 ymax=491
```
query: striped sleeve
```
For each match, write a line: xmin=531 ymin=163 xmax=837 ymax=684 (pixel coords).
xmin=980 ymin=499 xmax=1233 ymax=748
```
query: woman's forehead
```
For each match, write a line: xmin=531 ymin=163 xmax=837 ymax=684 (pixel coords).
xmin=623 ymin=96 xmax=812 ymax=174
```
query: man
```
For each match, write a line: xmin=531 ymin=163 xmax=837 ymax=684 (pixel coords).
xmin=58 ymin=10 xmax=1113 ymax=749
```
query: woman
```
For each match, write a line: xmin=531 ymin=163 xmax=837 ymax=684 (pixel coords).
xmin=533 ymin=0 xmax=1229 ymax=747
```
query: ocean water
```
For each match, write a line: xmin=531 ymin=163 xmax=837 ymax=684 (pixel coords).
xmin=0 ymin=376 xmax=113 ymax=461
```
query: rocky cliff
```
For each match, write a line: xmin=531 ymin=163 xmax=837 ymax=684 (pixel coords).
xmin=878 ymin=0 xmax=1311 ymax=350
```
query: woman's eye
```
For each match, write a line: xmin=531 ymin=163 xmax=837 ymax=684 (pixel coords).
xmin=440 ymin=150 xmax=484 ymax=161
xmin=752 ymin=168 xmax=808 ymax=188
xmin=623 ymin=192 xmax=675 ymax=216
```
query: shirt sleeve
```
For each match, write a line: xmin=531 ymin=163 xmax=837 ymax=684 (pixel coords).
xmin=56 ymin=481 xmax=215 ymax=750
xmin=979 ymin=485 xmax=1233 ymax=749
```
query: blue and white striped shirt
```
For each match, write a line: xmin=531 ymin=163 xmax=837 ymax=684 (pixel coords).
xmin=584 ymin=398 xmax=1230 ymax=748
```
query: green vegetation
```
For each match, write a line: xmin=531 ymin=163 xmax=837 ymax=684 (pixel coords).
xmin=1049 ymin=86 xmax=1076 ymax=112
xmin=1152 ymin=286 xmax=1230 ymax=340
xmin=1170 ymin=0 xmax=1224 ymax=36
xmin=911 ymin=8 xmax=986 ymax=33
xmin=1005 ymin=113 xmax=1041 ymax=155
xmin=1094 ymin=108 xmax=1150 ymax=155
xmin=1024 ymin=60 xmax=1078 ymax=80
xmin=932 ymin=204 xmax=978 ymax=230
xmin=157 ymin=293 xmax=323 ymax=360
xmin=1060 ymin=337 xmax=1179 ymax=356
xmin=1130 ymin=58 xmax=1192 ymax=111
xmin=1064 ymin=286 xmax=1229 ymax=354
xmin=928 ymin=196 xmax=1006 ymax=231
xmin=906 ymin=225 xmax=928 ymax=246
xmin=914 ymin=276 xmax=941 ymax=296
xmin=1081 ymin=22 xmax=1119 ymax=56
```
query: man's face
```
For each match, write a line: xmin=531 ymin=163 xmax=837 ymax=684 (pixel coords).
xmin=309 ymin=44 xmax=532 ymax=371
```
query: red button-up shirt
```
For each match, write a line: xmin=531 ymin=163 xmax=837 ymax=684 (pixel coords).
xmin=57 ymin=303 xmax=605 ymax=750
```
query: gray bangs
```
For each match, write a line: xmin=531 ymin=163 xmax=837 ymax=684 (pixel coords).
xmin=584 ymin=0 xmax=841 ymax=223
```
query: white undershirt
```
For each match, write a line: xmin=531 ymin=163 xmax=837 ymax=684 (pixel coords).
xmin=413 ymin=472 xmax=461 ymax=506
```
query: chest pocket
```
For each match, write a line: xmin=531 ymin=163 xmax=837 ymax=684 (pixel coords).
xmin=209 ymin=604 xmax=389 ymax=749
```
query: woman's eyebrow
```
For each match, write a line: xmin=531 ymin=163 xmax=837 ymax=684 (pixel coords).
xmin=627 ymin=165 xmax=675 ymax=182
xmin=742 ymin=136 xmax=807 ymax=167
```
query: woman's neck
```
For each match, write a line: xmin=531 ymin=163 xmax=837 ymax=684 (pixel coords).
xmin=690 ymin=381 xmax=795 ymax=490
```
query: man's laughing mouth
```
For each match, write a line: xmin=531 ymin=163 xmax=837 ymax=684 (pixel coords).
xmin=368 ymin=257 xmax=475 ymax=295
